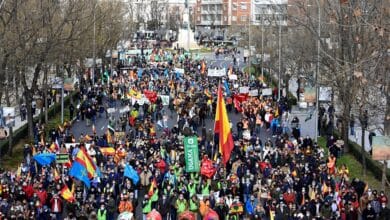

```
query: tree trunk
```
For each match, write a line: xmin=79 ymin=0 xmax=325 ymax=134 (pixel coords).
xmin=25 ymin=93 xmax=34 ymax=139
xmin=7 ymin=126 xmax=13 ymax=157
xmin=341 ymin=104 xmax=351 ymax=152
xmin=385 ymin=87 xmax=390 ymax=136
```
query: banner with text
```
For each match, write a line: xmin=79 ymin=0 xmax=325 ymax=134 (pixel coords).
xmin=184 ymin=136 xmax=200 ymax=173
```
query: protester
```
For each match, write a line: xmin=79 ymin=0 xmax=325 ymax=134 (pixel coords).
xmin=0 ymin=47 xmax=388 ymax=220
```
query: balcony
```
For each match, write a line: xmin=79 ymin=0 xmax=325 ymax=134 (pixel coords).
xmin=200 ymin=20 xmax=223 ymax=26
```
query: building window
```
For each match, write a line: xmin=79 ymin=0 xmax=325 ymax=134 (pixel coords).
xmin=241 ymin=16 xmax=247 ymax=22
xmin=240 ymin=3 xmax=247 ymax=10
xmin=224 ymin=16 xmax=227 ymax=21
xmin=232 ymin=3 xmax=237 ymax=11
xmin=232 ymin=16 xmax=237 ymax=21
xmin=223 ymin=5 xmax=227 ymax=11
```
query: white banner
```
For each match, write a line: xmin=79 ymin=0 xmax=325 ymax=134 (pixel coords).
xmin=228 ymin=74 xmax=238 ymax=81
xmin=239 ymin=86 xmax=249 ymax=94
xmin=107 ymin=108 xmax=116 ymax=114
xmin=175 ymin=68 xmax=185 ymax=74
xmin=119 ymin=106 xmax=130 ymax=114
xmin=262 ymin=88 xmax=272 ymax=96
xmin=249 ymin=89 xmax=259 ymax=97
xmin=208 ymin=68 xmax=226 ymax=77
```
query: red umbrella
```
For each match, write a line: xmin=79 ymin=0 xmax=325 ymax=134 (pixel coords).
xmin=179 ymin=211 xmax=196 ymax=220
xmin=146 ymin=209 xmax=162 ymax=220
xmin=203 ymin=209 xmax=219 ymax=220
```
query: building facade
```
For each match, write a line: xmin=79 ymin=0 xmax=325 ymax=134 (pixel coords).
xmin=194 ymin=0 xmax=288 ymax=27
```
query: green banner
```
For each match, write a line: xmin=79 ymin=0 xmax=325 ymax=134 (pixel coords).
xmin=184 ymin=136 xmax=200 ymax=173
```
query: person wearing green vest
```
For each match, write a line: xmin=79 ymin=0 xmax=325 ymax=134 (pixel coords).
xmin=189 ymin=195 xmax=199 ymax=212
xmin=175 ymin=193 xmax=188 ymax=215
xmin=187 ymin=179 xmax=197 ymax=198
xmin=97 ymin=204 xmax=107 ymax=220
xmin=202 ymin=179 xmax=211 ymax=196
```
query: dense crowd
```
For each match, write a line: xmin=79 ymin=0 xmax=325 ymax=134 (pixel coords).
xmin=0 ymin=48 xmax=389 ymax=220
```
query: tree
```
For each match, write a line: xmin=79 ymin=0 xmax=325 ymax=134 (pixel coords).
xmin=289 ymin=0 xmax=388 ymax=150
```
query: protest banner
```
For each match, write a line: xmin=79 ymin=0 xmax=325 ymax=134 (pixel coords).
xmin=208 ymin=68 xmax=226 ymax=77
xmin=184 ymin=136 xmax=200 ymax=173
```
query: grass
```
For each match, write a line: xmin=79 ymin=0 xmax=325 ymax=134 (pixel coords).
xmin=0 ymin=139 xmax=27 ymax=171
xmin=318 ymin=137 xmax=389 ymax=192
xmin=0 ymin=109 xmax=71 ymax=171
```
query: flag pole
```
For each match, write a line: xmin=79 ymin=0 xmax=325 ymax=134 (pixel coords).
xmin=213 ymin=79 xmax=221 ymax=161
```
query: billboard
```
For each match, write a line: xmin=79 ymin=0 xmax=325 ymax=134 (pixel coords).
xmin=372 ymin=136 xmax=390 ymax=160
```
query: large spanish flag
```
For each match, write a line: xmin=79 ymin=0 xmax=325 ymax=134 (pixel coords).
xmin=214 ymin=85 xmax=234 ymax=165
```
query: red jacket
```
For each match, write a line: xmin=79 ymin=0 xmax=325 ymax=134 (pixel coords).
xmin=36 ymin=189 xmax=48 ymax=205
xmin=23 ymin=185 xmax=34 ymax=199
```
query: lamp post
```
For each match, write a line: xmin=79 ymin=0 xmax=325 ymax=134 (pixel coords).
xmin=315 ymin=0 xmax=320 ymax=142
xmin=277 ymin=14 xmax=282 ymax=101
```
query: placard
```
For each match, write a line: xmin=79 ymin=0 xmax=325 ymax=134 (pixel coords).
xmin=249 ymin=89 xmax=259 ymax=97
xmin=319 ymin=87 xmax=332 ymax=102
xmin=119 ymin=106 xmax=130 ymax=114
xmin=228 ymin=74 xmax=238 ymax=81
xmin=239 ymin=87 xmax=249 ymax=94
xmin=208 ymin=68 xmax=226 ymax=77
xmin=56 ymin=154 xmax=69 ymax=163
xmin=262 ymin=88 xmax=272 ymax=96
xmin=107 ymin=108 xmax=116 ymax=114
xmin=159 ymin=95 xmax=170 ymax=106
xmin=2 ymin=107 xmax=15 ymax=127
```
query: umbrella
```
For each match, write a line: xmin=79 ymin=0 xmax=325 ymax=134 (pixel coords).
xmin=203 ymin=209 xmax=219 ymax=220
xmin=33 ymin=153 xmax=56 ymax=166
xmin=179 ymin=211 xmax=196 ymax=220
xmin=146 ymin=209 xmax=162 ymax=220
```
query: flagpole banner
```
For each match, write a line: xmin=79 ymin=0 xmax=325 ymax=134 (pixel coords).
xmin=184 ymin=136 xmax=200 ymax=173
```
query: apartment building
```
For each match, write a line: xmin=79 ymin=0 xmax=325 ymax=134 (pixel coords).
xmin=194 ymin=0 xmax=251 ymax=26
xmin=194 ymin=0 xmax=288 ymax=27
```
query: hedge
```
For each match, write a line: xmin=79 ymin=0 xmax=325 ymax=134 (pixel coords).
xmin=0 ymin=92 xmax=78 ymax=157
xmin=333 ymin=131 xmax=390 ymax=182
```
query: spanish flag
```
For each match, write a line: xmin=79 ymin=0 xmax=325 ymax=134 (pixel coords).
xmin=148 ymin=178 xmax=157 ymax=197
xmin=201 ymin=61 xmax=206 ymax=74
xmin=214 ymin=85 xmax=234 ymax=165
xmin=60 ymin=185 xmax=75 ymax=203
xmin=53 ymin=167 xmax=60 ymax=181
xmin=106 ymin=129 xmax=113 ymax=144
xmin=100 ymin=147 xmax=116 ymax=156
xmin=228 ymin=66 xmax=233 ymax=75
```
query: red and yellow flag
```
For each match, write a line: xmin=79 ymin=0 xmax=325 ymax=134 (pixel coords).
xmin=60 ymin=185 xmax=75 ymax=203
xmin=100 ymin=147 xmax=116 ymax=156
xmin=148 ymin=179 xmax=157 ymax=197
xmin=53 ymin=167 xmax=60 ymax=181
xmin=214 ymin=85 xmax=234 ymax=165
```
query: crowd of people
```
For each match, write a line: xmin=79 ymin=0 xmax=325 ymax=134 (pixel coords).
xmin=0 ymin=47 xmax=389 ymax=220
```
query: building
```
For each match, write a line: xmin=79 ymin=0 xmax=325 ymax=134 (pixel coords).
xmin=252 ymin=0 xmax=288 ymax=26
xmin=126 ymin=0 xmax=196 ymax=30
xmin=194 ymin=0 xmax=288 ymax=27
xmin=194 ymin=0 xmax=251 ymax=27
